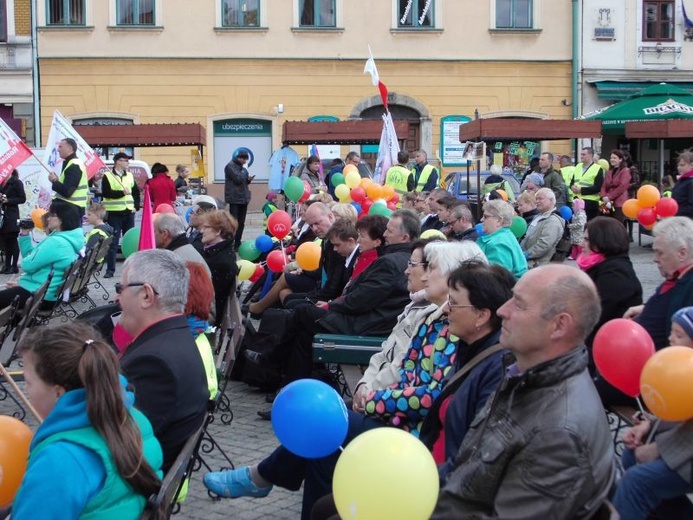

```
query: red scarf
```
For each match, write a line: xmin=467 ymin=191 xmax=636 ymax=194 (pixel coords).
xmin=660 ymin=264 xmax=693 ymax=294
xmin=351 ymin=249 xmax=379 ymax=281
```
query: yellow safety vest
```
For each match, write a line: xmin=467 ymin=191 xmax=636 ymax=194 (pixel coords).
xmin=560 ymin=166 xmax=575 ymax=202
xmin=103 ymin=170 xmax=135 ymax=212
xmin=385 ymin=165 xmax=412 ymax=196
xmin=577 ymin=163 xmax=602 ymax=202
xmin=413 ymin=164 xmax=437 ymax=191
xmin=54 ymin=158 xmax=89 ymax=208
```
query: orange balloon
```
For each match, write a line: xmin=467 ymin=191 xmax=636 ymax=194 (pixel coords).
xmin=622 ymin=198 xmax=642 ymax=220
xmin=381 ymin=184 xmax=395 ymax=201
xmin=637 ymin=185 xmax=661 ymax=208
xmin=360 ymin=178 xmax=373 ymax=189
xmin=30 ymin=208 xmax=47 ymax=231
xmin=342 ymin=164 xmax=358 ymax=176
xmin=640 ymin=346 xmax=693 ymax=421
xmin=496 ymin=189 xmax=508 ymax=201
xmin=366 ymin=183 xmax=383 ymax=201
xmin=295 ymin=241 xmax=322 ymax=271
xmin=0 ymin=416 xmax=33 ymax=506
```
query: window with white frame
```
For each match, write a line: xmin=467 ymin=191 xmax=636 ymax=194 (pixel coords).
xmin=643 ymin=0 xmax=675 ymax=41
xmin=116 ymin=0 xmax=154 ymax=25
xmin=47 ymin=0 xmax=85 ymax=25
xmin=496 ymin=0 xmax=532 ymax=29
xmin=299 ymin=0 xmax=335 ymax=27
xmin=398 ymin=0 xmax=434 ymax=28
xmin=222 ymin=0 xmax=260 ymax=27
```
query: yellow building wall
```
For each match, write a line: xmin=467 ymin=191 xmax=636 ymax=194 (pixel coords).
xmin=14 ymin=0 xmax=31 ymax=35
xmin=39 ymin=57 xmax=573 ymax=185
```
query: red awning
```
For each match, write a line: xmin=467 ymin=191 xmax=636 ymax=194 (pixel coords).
xmin=459 ymin=119 xmax=602 ymax=141
xmin=75 ymin=123 xmax=206 ymax=147
xmin=282 ymin=120 xmax=410 ymax=144
xmin=625 ymin=120 xmax=693 ymax=138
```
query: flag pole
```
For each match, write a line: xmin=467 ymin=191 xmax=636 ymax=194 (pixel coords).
xmin=0 ymin=362 xmax=43 ymax=423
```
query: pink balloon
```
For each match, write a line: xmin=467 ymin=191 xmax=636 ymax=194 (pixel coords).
xmin=155 ymin=203 xmax=176 ymax=214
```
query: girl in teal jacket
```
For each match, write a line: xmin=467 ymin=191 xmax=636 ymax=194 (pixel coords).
xmin=12 ymin=322 xmax=163 ymax=519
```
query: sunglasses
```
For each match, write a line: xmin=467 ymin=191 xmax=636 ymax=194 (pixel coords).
xmin=115 ymin=282 xmax=159 ymax=295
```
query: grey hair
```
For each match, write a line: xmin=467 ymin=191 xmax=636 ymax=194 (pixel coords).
xmin=450 ymin=203 xmax=474 ymax=224
xmin=489 ymin=164 xmax=503 ymax=176
xmin=483 ymin=200 xmax=514 ymax=227
xmin=535 ymin=187 xmax=556 ymax=203
xmin=654 ymin=217 xmax=693 ymax=260
xmin=155 ymin=213 xmax=186 ymax=237
xmin=424 ymin=241 xmax=487 ymax=277
xmin=538 ymin=266 xmax=601 ymax=344
xmin=330 ymin=203 xmax=358 ymax=223
xmin=123 ymin=249 xmax=189 ymax=314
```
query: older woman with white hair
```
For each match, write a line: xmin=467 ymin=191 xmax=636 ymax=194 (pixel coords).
xmin=476 ymin=199 xmax=527 ymax=279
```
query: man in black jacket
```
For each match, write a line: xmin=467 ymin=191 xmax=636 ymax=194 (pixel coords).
xmin=118 ymin=249 xmax=209 ymax=472
xmin=49 ymin=138 xmax=89 ymax=216
xmin=224 ymin=149 xmax=254 ymax=250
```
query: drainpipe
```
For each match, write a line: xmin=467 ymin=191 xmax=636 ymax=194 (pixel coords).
xmin=30 ymin=0 xmax=41 ymax=147
xmin=572 ymin=0 xmax=579 ymax=160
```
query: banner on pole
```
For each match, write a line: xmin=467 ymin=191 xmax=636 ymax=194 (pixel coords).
xmin=43 ymin=110 xmax=105 ymax=180
xmin=0 ymin=118 xmax=33 ymax=185
xmin=374 ymin=112 xmax=400 ymax=184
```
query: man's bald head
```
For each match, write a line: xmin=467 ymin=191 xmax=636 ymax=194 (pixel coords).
xmin=304 ymin=202 xmax=335 ymax=238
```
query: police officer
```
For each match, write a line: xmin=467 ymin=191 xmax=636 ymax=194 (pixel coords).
xmin=49 ymin=138 xmax=89 ymax=217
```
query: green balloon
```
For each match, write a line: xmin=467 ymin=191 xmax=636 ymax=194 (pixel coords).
xmin=368 ymin=203 xmax=392 ymax=218
xmin=284 ymin=176 xmax=304 ymax=203
xmin=121 ymin=227 xmax=141 ymax=259
xmin=238 ymin=240 xmax=261 ymax=261
xmin=510 ymin=216 xmax=528 ymax=239
xmin=331 ymin=173 xmax=345 ymax=188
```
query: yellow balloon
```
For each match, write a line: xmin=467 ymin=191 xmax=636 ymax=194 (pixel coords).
xmin=335 ymin=184 xmax=351 ymax=202
xmin=343 ymin=164 xmax=358 ymax=176
xmin=333 ymin=428 xmax=439 ymax=520
xmin=345 ymin=171 xmax=361 ymax=189
xmin=296 ymin=241 xmax=322 ymax=271
xmin=640 ymin=346 xmax=693 ymax=421
xmin=421 ymin=229 xmax=447 ymax=240
xmin=237 ymin=260 xmax=256 ymax=281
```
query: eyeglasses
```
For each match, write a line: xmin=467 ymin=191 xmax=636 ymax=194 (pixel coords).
xmin=407 ymin=260 xmax=429 ymax=268
xmin=115 ymin=282 xmax=159 ymax=295
xmin=482 ymin=213 xmax=500 ymax=220
xmin=445 ymin=296 xmax=476 ymax=310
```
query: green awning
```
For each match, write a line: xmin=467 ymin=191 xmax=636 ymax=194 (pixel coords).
xmin=594 ymin=81 xmax=693 ymax=100
xmin=583 ymin=83 xmax=693 ymax=134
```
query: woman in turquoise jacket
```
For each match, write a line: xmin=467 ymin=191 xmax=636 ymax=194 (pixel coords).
xmin=476 ymin=199 xmax=527 ymax=279
xmin=12 ymin=322 xmax=163 ymax=519
xmin=0 ymin=200 xmax=84 ymax=311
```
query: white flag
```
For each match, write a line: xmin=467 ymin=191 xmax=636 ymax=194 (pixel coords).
xmin=43 ymin=110 xmax=104 ymax=179
xmin=374 ymin=112 xmax=400 ymax=184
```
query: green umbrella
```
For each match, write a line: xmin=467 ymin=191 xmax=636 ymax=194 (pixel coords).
xmin=583 ymin=83 xmax=693 ymax=133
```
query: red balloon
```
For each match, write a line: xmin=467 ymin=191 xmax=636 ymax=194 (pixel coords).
xmin=361 ymin=199 xmax=374 ymax=213
xmin=637 ymin=207 xmax=658 ymax=227
xmin=155 ymin=203 xmax=176 ymax=214
xmin=266 ymin=250 xmax=288 ymax=272
xmin=350 ymin=187 xmax=366 ymax=203
xmin=593 ymin=318 xmax=655 ymax=397
xmin=391 ymin=193 xmax=400 ymax=204
xmin=387 ymin=201 xmax=397 ymax=211
xmin=655 ymin=197 xmax=679 ymax=218
xmin=249 ymin=263 xmax=265 ymax=283
xmin=267 ymin=210 xmax=292 ymax=240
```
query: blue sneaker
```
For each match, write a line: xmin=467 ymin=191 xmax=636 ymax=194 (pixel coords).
xmin=203 ymin=467 xmax=273 ymax=498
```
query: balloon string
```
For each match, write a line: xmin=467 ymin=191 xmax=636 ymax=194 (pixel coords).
xmin=339 ymin=445 xmax=344 ymax=452
xmin=635 ymin=396 xmax=646 ymax=416
xmin=646 ymin=418 xmax=660 ymax=444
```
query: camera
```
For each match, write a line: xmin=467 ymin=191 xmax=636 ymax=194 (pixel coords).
xmin=18 ymin=218 xmax=35 ymax=230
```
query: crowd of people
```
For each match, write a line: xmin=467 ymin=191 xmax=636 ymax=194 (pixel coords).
xmin=3 ymin=142 xmax=693 ymax=519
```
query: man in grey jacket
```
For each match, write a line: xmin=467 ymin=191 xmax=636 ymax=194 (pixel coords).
xmin=433 ymin=264 xmax=616 ymax=519
xmin=224 ymin=149 xmax=254 ymax=249
xmin=520 ymin=188 xmax=564 ymax=268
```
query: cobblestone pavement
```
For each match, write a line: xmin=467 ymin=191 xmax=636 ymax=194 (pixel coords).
xmin=0 ymin=216 xmax=661 ymax=519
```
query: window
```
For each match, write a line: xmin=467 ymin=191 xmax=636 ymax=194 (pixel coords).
xmin=47 ymin=0 xmax=85 ymax=25
xmin=116 ymin=0 xmax=154 ymax=25
xmin=222 ymin=0 xmax=260 ymax=27
xmin=299 ymin=0 xmax=335 ymax=27
xmin=0 ymin=0 xmax=7 ymax=41
xmin=398 ymin=0 xmax=434 ymax=28
xmin=496 ymin=0 xmax=532 ymax=29
xmin=643 ymin=0 xmax=674 ymax=41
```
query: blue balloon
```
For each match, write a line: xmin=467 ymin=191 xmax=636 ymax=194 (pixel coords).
xmin=475 ymin=223 xmax=485 ymax=237
xmin=272 ymin=379 xmax=348 ymax=458
xmin=185 ymin=207 xmax=194 ymax=224
xmin=559 ymin=206 xmax=573 ymax=222
xmin=350 ymin=202 xmax=362 ymax=215
xmin=255 ymin=234 xmax=274 ymax=253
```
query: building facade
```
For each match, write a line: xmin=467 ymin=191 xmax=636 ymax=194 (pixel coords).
xmin=36 ymin=0 xmax=574 ymax=204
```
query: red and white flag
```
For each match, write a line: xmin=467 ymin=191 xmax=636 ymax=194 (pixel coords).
xmin=43 ymin=110 xmax=104 ymax=180
xmin=0 ymin=118 xmax=33 ymax=185
xmin=374 ymin=112 xmax=400 ymax=184
xmin=364 ymin=46 xmax=389 ymax=112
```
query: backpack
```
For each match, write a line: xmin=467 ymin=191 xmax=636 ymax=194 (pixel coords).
xmin=550 ymin=212 xmax=571 ymax=262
